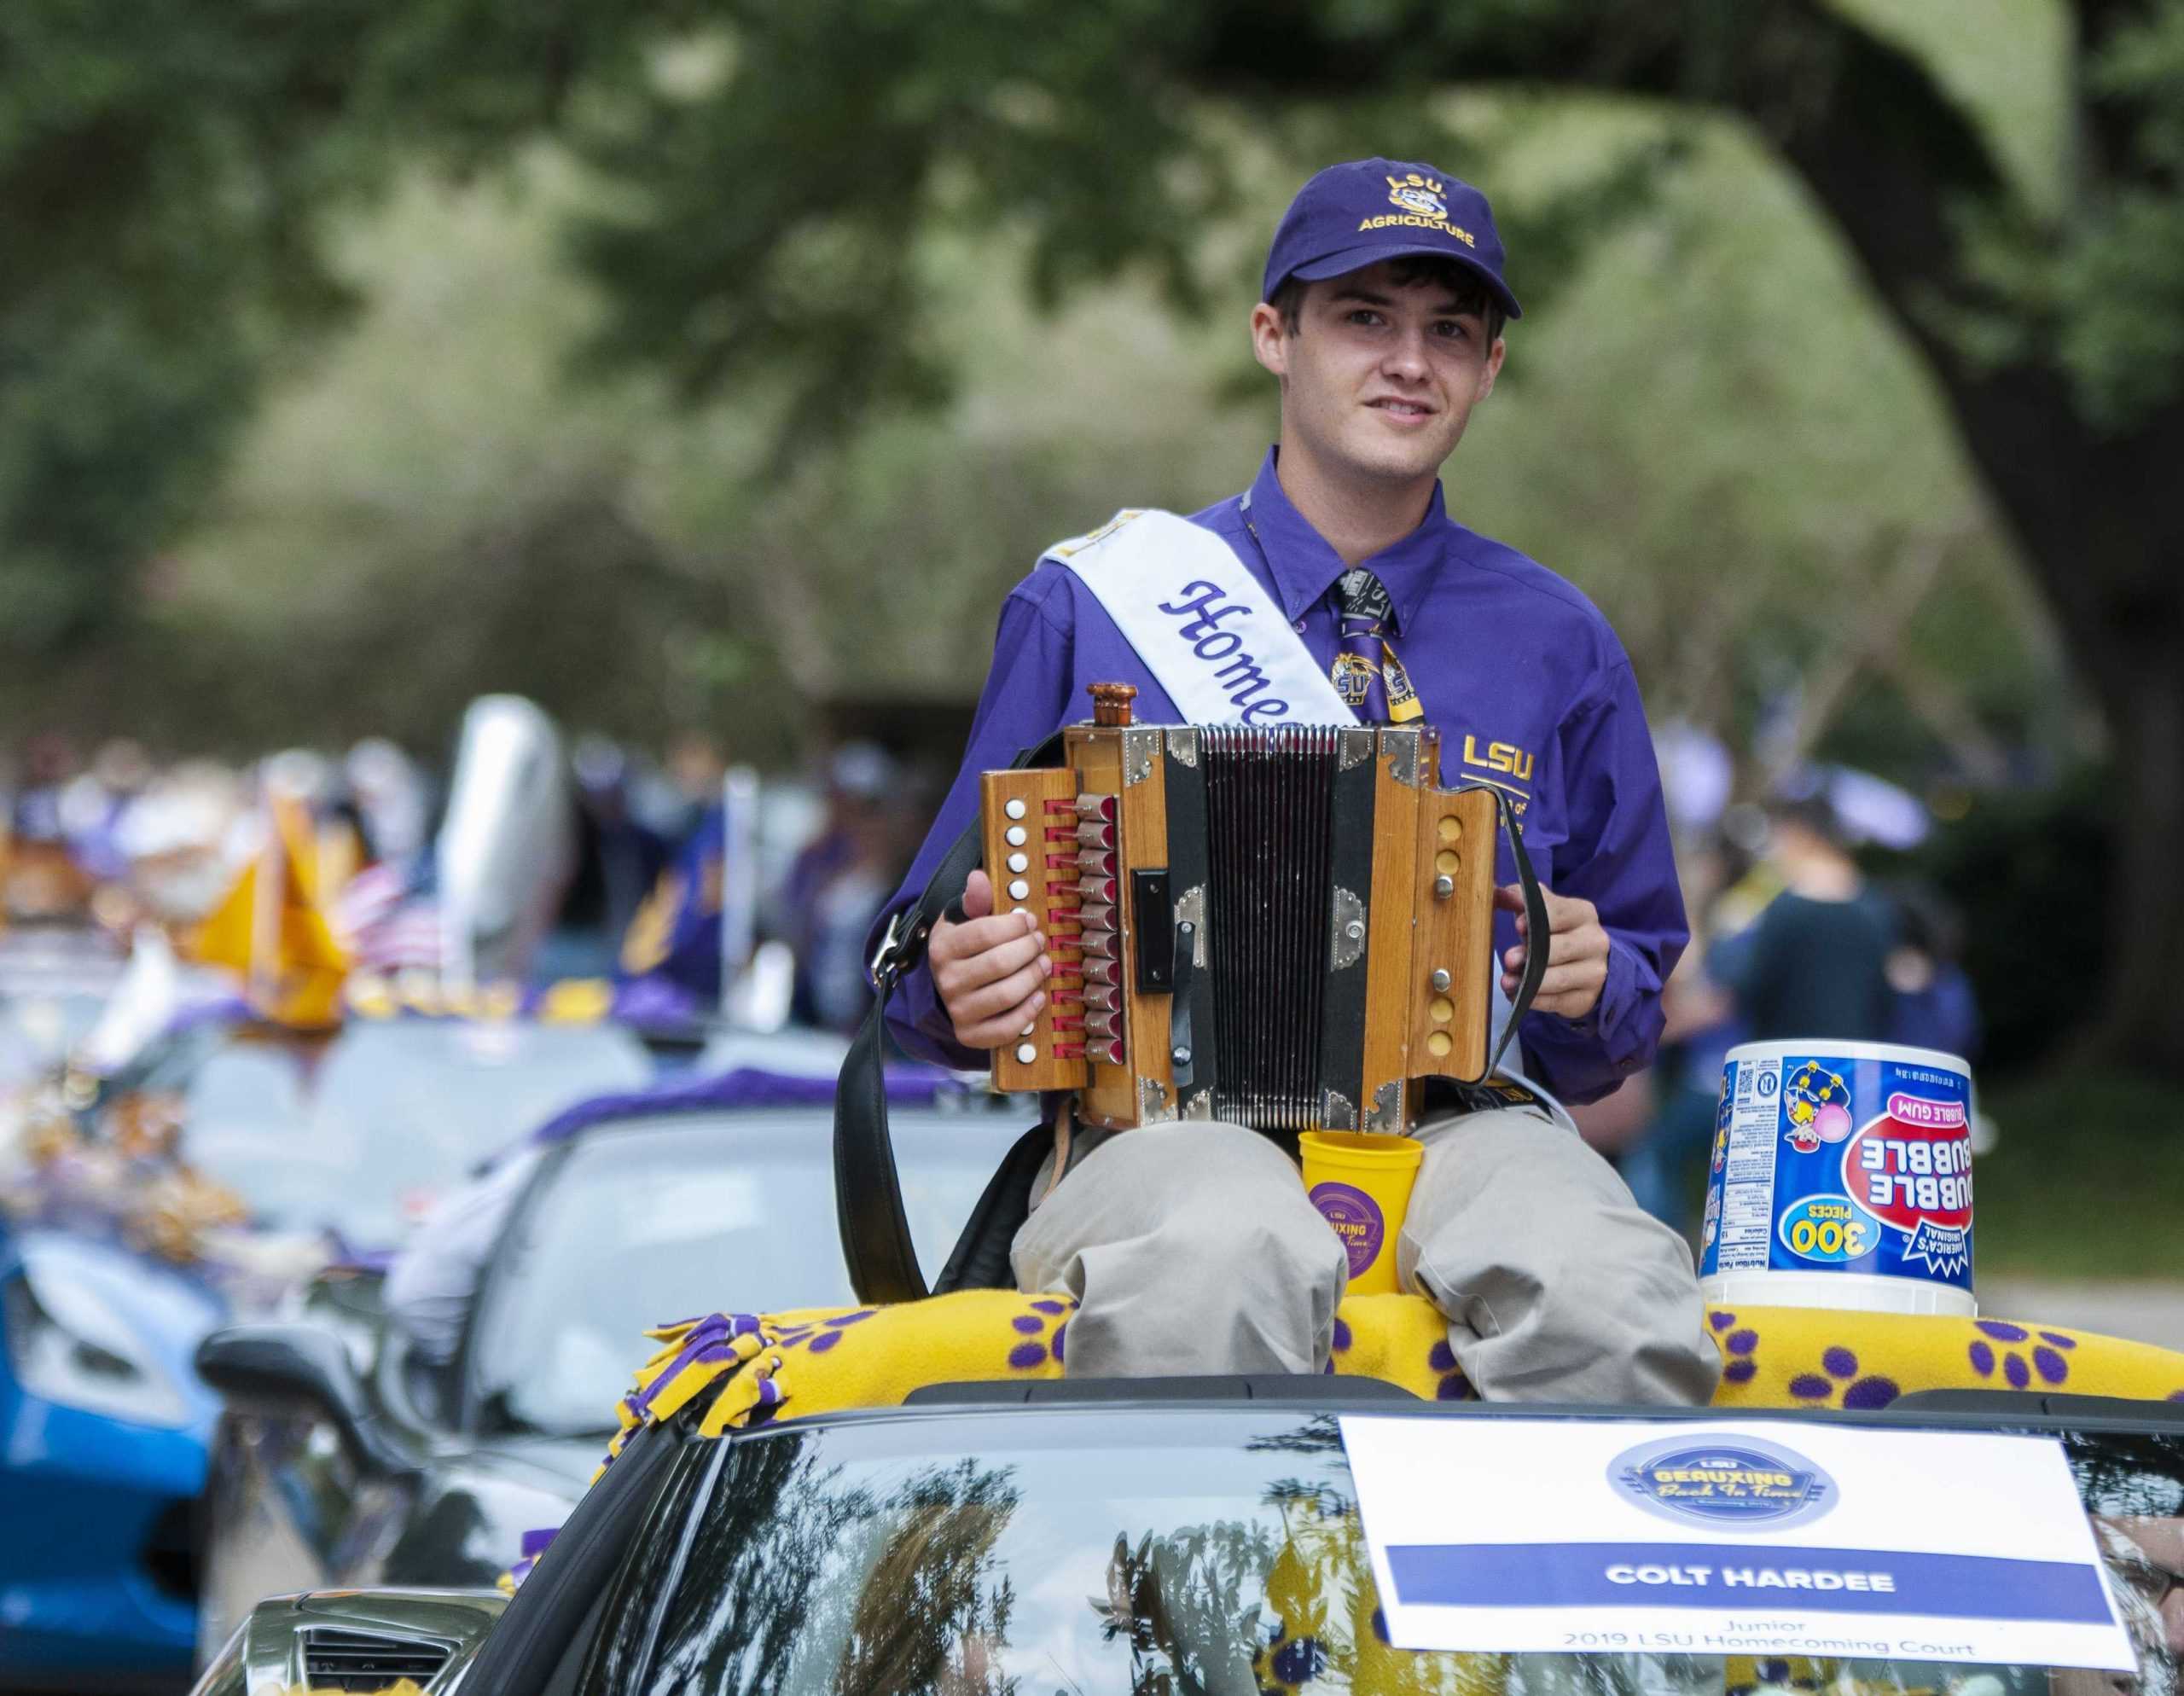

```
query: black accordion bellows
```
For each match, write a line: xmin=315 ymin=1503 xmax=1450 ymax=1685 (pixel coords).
xmin=1202 ymin=724 xmax=1342 ymax=1131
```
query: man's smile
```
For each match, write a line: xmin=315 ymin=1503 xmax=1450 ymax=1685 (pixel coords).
xmin=1366 ymin=395 xmax=1439 ymax=426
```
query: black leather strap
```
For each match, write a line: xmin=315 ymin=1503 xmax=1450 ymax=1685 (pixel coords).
xmin=932 ymin=1124 xmax=1054 ymax=1295
xmin=1483 ymin=784 xmax=1551 ymax=1080
xmin=835 ymin=733 xmax=1063 ymax=1305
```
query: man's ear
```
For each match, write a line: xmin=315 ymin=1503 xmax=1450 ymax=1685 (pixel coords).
xmin=1249 ymin=301 xmax=1289 ymax=379
xmin=1476 ymin=334 xmax=1507 ymax=402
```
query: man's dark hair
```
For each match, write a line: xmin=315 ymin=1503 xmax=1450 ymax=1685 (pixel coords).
xmin=1268 ymin=254 xmax=1507 ymax=342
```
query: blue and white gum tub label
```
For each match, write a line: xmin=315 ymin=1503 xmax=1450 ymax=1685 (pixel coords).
xmin=1699 ymin=1039 xmax=1976 ymax=1316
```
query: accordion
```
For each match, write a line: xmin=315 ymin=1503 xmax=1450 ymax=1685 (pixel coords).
xmin=981 ymin=683 xmax=1539 ymax=1135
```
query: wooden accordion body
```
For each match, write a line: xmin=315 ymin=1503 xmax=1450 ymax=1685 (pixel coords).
xmin=981 ymin=683 xmax=1502 ymax=1134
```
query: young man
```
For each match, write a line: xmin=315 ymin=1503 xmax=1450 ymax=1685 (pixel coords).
xmin=870 ymin=158 xmax=1718 ymax=1404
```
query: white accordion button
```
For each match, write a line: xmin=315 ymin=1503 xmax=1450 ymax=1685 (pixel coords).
xmin=1004 ymin=799 xmax=1027 ymax=820
xmin=1007 ymin=852 xmax=1028 ymax=873
xmin=1005 ymin=825 xmax=1027 ymax=846
xmin=1014 ymin=1042 xmax=1037 ymax=1064
xmin=1008 ymin=878 xmax=1031 ymax=900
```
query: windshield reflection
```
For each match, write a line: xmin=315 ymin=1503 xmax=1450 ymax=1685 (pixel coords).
xmin=610 ymin=1414 xmax=2184 ymax=1696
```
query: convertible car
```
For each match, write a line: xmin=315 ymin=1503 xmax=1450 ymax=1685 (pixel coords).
xmin=189 ymin=1064 xmax=1025 ymax=1659
xmin=195 ymin=1362 xmax=2184 ymax=1696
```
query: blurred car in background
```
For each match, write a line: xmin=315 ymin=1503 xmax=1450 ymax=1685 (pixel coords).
xmin=176 ymin=1015 xmax=651 ymax=1261
xmin=192 ymin=1065 xmax=1022 ymax=1659
xmin=7 ymin=1009 xmax=655 ymax=1304
xmin=0 ymin=1007 xmax=656 ymax=1692
xmin=0 ymin=1217 xmax=225 ymax=1694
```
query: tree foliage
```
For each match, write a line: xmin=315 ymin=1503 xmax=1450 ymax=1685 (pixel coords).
xmin=15 ymin=0 xmax=2184 ymax=1066
xmin=0 ymin=0 xmax=674 ymax=654
xmin=537 ymin=0 xmax=2184 ymax=1066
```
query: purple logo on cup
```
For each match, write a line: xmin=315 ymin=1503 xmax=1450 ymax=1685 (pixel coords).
xmin=1311 ymin=1181 xmax=1385 ymax=1279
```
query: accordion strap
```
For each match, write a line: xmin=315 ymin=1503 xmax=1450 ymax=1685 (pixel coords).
xmin=834 ymin=741 xmax=1552 ymax=1306
xmin=837 ymin=732 xmax=1064 ymax=1305
xmin=1486 ymin=785 xmax=1552 ymax=1080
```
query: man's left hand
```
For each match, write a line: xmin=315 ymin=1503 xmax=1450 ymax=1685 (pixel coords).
xmin=1496 ymin=883 xmax=1610 ymax=1020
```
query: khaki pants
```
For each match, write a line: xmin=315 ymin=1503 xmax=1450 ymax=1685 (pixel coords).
xmin=1010 ymin=1104 xmax=1721 ymax=1405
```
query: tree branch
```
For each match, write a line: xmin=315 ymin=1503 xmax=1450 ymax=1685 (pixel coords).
xmin=1181 ymin=0 xmax=2184 ymax=644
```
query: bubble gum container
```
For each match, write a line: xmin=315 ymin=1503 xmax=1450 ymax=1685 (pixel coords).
xmin=1699 ymin=1039 xmax=1976 ymax=1316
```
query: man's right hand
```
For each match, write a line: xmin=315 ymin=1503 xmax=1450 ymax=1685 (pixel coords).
xmin=930 ymin=868 xmax=1051 ymax=1049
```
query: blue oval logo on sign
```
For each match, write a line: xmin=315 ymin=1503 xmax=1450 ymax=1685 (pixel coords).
xmin=1610 ymin=1434 xmax=1835 ymax=1530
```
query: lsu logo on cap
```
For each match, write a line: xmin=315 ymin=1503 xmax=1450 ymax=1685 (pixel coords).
xmin=1611 ymin=1434 xmax=1836 ymax=1531
xmin=1357 ymin=171 xmax=1478 ymax=247
xmin=1387 ymin=173 xmax=1449 ymax=218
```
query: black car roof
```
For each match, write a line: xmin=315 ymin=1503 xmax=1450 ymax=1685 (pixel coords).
xmin=705 ymin=1374 xmax=2184 ymax=1443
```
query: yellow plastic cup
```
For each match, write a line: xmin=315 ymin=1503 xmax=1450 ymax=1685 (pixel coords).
xmin=1298 ymin=1130 xmax=1424 ymax=1294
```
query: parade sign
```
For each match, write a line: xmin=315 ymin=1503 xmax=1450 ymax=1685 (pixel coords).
xmin=1339 ymin=1416 xmax=2134 ymax=1670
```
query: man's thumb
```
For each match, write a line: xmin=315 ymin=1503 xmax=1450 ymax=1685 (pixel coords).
xmin=962 ymin=868 xmax=996 ymax=920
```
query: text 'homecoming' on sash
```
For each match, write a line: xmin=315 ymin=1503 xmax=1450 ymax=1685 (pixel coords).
xmin=1043 ymin=508 xmax=1356 ymax=728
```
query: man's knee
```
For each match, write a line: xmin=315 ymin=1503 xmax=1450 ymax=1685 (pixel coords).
xmin=1404 ymin=1109 xmax=1717 ymax=1404
xmin=1076 ymin=1204 xmax=1345 ymax=1375
xmin=1186 ymin=1204 xmax=1347 ymax=1300
xmin=1519 ymin=1225 xmax=1718 ymax=1404
xmin=1124 ymin=1144 xmax=1346 ymax=1308
xmin=1014 ymin=1123 xmax=1345 ymax=1375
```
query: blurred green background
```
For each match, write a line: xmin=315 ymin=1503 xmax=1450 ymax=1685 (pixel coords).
xmin=4 ymin=1 xmax=2182 ymax=1263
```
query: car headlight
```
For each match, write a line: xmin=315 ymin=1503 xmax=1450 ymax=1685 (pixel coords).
xmin=3 ymin=1256 xmax=192 ymax=1428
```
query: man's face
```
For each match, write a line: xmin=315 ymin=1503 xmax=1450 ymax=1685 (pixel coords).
xmin=1250 ymin=259 xmax=1506 ymax=489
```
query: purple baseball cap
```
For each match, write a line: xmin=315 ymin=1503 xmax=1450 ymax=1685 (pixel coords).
xmin=1263 ymin=156 xmax=1521 ymax=320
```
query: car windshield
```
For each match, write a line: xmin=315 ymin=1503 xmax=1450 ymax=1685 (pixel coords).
xmin=470 ymin=1106 xmax=1025 ymax=1437
xmin=606 ymin=1409 xmax=2184 ymax=1696
xmin=181 ymin=1020 xmax=650 ymax=1245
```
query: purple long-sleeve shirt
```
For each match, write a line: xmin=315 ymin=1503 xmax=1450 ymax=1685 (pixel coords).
xmin=870 ymin=449 xmax=1687 ymax=1105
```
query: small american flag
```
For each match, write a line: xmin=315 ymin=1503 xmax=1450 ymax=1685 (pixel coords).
xmin=330 ymin=860 xmax=443 ymax=970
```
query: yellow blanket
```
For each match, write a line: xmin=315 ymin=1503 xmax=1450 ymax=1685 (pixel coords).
xmin=601 ymin=1292 xmax=2184 ymax=1470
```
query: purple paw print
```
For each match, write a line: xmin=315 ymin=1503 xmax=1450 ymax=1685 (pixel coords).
xmin=1967 ymin=1320 xmax=2073 ymax=1390
xmin=1786 ymin=1343 xmax=1898 ymax=1409
xmin=1006 ymin=1304 xmax=1068 ymax=1372
xmin=1426 ymin=1336 xmax=1471 ymax=1399
xmin=1718 ymin=1326 xmax=1760 ymax=1385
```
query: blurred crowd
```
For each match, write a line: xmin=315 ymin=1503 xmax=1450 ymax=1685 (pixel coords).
xmin=1584 ymin=760 xmax=1984 ymax=1241
xmin=0 ymin=702 xmax=938 ymax=1042
xmin=4 ymin=703 xmax=1986 ymax=1256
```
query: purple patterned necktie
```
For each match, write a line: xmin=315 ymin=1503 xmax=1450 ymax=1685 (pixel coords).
xmin=1330 ymin=567 xmax=1420 ymax=723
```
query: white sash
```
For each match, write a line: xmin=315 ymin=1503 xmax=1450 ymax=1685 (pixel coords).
xmin=1046 ymin=506 xmax=1536 ymax=1084
xmin=1043 ymin=508 xmax=1356 ymax=726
